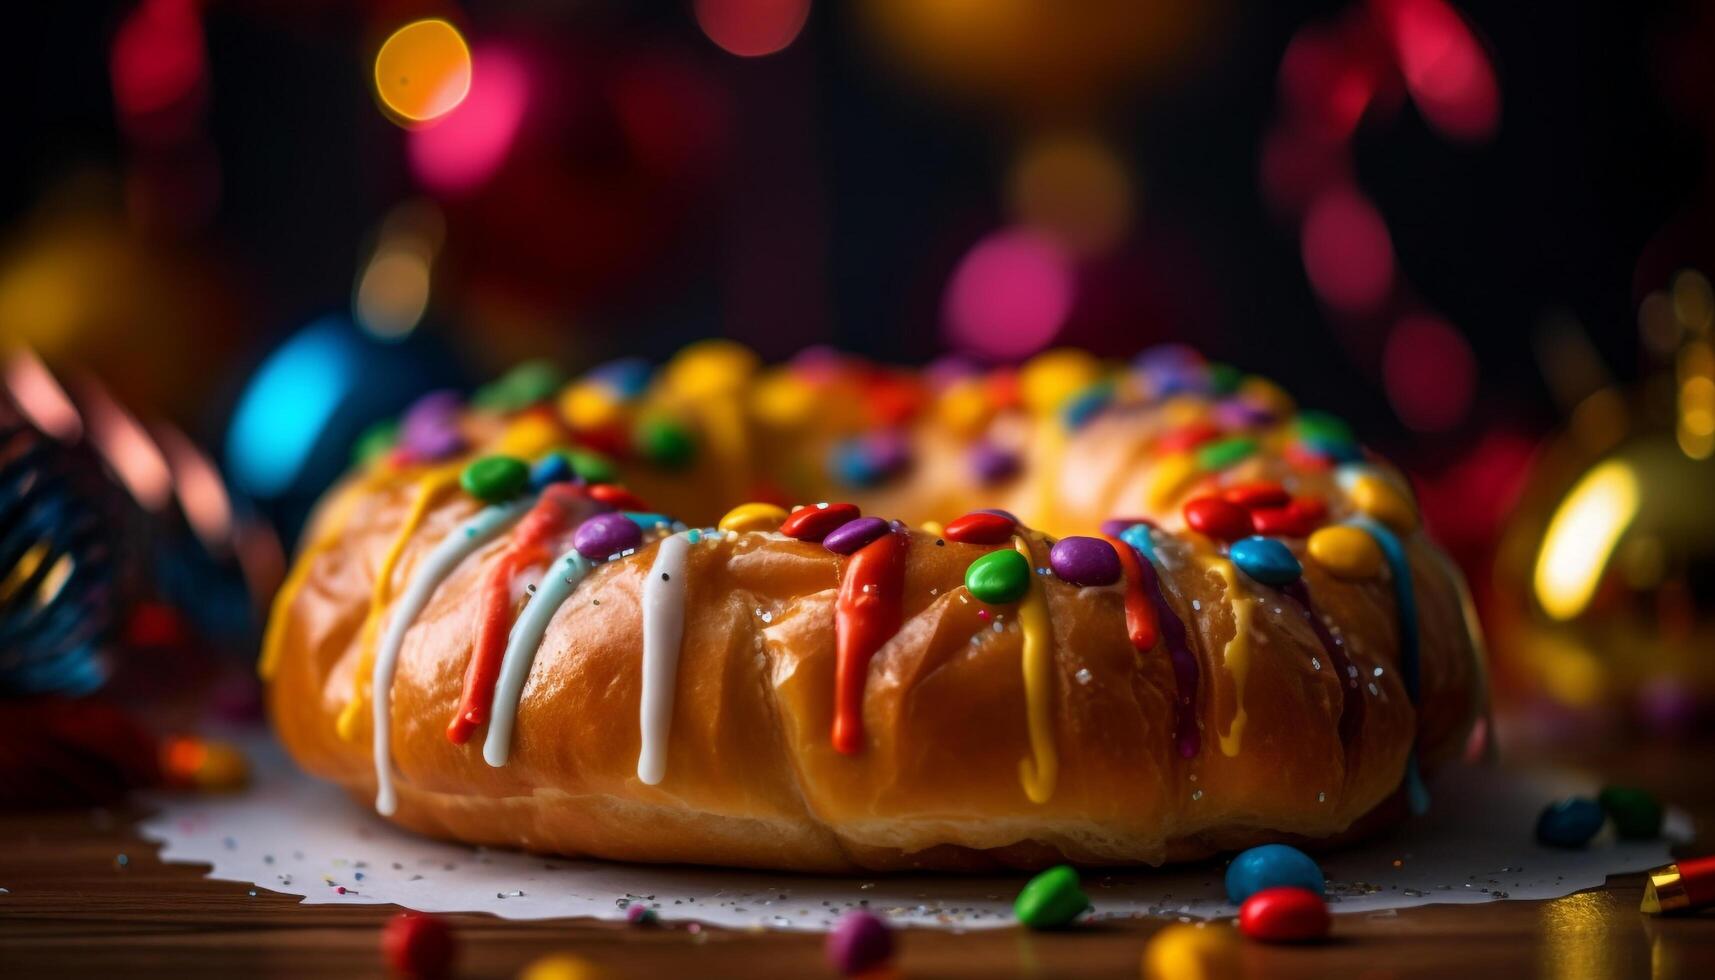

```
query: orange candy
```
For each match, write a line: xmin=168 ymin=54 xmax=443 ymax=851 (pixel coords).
xmin=943 ymin=511 xmax=1017 ymax=544
xmin=1182 ymin=496 xmax=1253 ymax=541
xmin=780 ymin=503 xmax=861 ymax=542
xmin=586 ymin=483 xmax=650 ymax=511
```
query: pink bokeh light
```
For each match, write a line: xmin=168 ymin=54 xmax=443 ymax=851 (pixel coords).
xmin=694 ymin=0 xmax=812 ymax=58
xmin=1370 ymin=0 xmax=1499 ymax=142
xmin=1301 ymin=185 xmax=1395 ymax=314
xmin=942 ymin=229 xmax=1075 ymax=360
xmin=408 ymin=45 xmax=530 ymax=196
xmin=1383 ymin=313 xmax=1477 ymax=431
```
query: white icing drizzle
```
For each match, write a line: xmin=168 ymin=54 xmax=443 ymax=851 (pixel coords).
xmin=373 ymin=497 xmax=533 ymax=816
xmin=481 ymin=547 xmax=594 ymax=768
xmin=636 ymin=530 xmax=694 ymax=785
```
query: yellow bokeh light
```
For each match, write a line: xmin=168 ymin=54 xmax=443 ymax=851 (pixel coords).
xmin=374 ymin=19 xmax=472 ymax=125
xmin=1533 ymin=459 xmax=1640 ymax=621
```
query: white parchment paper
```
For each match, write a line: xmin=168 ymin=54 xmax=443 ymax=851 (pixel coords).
xmin=137 ymin=738 xmax=1687 ymax=932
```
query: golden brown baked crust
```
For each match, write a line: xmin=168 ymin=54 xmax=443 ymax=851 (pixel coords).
xmin=266 ymin=355 xmax=1485 ymax=872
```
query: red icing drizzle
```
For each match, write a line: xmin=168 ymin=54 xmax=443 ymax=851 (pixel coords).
xmin=447 ymin=484 xmax=582 ymax=745
xmin=831 ymin=528 xmax=907 ymax=755
xmin=1098 ymin=533 xmax=1159 ymax=651
xmin=1131 ymin=550 xmax=1202 ymax=759
xmin=1283 ymin=580 xmax=1364 ymax=746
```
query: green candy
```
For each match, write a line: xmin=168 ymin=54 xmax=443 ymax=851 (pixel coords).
xmin=461 ymin=455 xmax=529 ymax=502
xmin=352 ymin=418 xmax=399 ymax=466
xmin=1597 ymin=786 xmax=1664 ymax=840
xmin=1207 ymin=363 xmax=1242 ymax=395
xmin=965 ymin=549 xmax=1031 ymax=605
xmin=1014 ymin=865 xmax=1089 ymax=929
xmin=563 ymin=448 xmax=618 ymax=484
xmin=636 ymin=418 xmax=696 ymax=469
xmin=1195 ymin=436 xmax=1257 ymax=471
xmin=473 ymin=359 xmax=563 ymax=413
xmin=1296 ymin=410 xmax=1353 ymax=444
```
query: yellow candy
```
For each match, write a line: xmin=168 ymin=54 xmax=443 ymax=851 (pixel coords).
xmin=559 ymin=382 xmax=624 ymax=431
xmin=920 ymin=520 xmax=946 ymax=536
xmin=493 ymin=413 xmax=561 ymax=458
xmin=750 ymin=370 xmax=816 ymax=429
xmin=1141 ymin=923 xmax=1240 ymax=980
xmin=1307 ymin=525 xmax=1384 ymax=579
xmin=1350 ymin=473 xmax=1418 ymax=532
xmin=718 ymin=502 xmax=788 ymax=533
xmin=517 ymin=954 xmax=605 ymax=980
xmin=1238 ymin=375 xmax=1296 ymax=417
xmin=663 ymin=339 xmax=759 ymax=400
xmin=1020 ymin=348 xmax=1103 ymax=415
xmin=935 ymin=378 xmax=994 ymax=437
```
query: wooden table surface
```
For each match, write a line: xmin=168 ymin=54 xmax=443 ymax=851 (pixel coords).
xmin=2 ymin=737 xmax=1712 ymax=979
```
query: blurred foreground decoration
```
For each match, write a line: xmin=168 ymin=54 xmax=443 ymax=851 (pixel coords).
xmin=1488 ymin=271 xmax=1715 ymax=737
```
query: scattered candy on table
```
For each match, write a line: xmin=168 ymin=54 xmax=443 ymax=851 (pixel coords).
xmin=1224 ymin=844 xmax=1326 ymax=903
xmin=625 ymin=903 xmax=658 ymax=926
xmin=1141 ymin=923 xmax=1241 ymax=980
xmin=1048 ymin=535 xmax=1122 ymax=587
xmin=381 ymin=912 xmax=455 ymax=979
xmin=965 ymin=548 xmax=1032 ymax=605
xmin=1238 ymin=886 xmax=1332 ymax=943
xmin=517 ymin=953 xmax=605 ymax=980
xmin=1014 ymin=864 xmax=1090 ymax=929
xmin=1228 ymin=536 xmax=1302 ymax=586
xmin=825 ymin=909 xmax=895 ymax=976
xmin=1597 ymin=786 xmax=1664 ymax=840
xmin=461 ymin=455 xmax=530 ymax=502
xmin=1536 ymin=797 xmax=1606 ymax=848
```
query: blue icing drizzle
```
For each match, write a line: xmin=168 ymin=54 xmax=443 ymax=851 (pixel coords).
xmin=1119 ymin=523 xmax=1156 ymax=562
xmin=1352 ymin=517 xmax=1429 ymax=815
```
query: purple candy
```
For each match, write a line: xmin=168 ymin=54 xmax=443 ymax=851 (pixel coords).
xmin=399 ymin=389 xmax=466 ymax=460
xmin=825 ymin=910 xmax=894 ymax=977
xmin=823 ymin=516 xmax=890 ymax=555
xmin=925 ymin=354 xmax=983 ymax=390
xmin=573 ymin=512 xmax=642 ymax=560
xmin=976 ymin=507 xmax=1020 ymax=523
xmin=1214 ymin=398 xmax=1277 ymax=429
xmin=1049 ymin=536 xmax=1123 ymax=587
xmin=865 ymin=430 xmax=912 ymax=473
xmin=969 ymin=441 xmax=1021 ymax=485
xmin=1099 ymin=517 xmax=1152 ymax=538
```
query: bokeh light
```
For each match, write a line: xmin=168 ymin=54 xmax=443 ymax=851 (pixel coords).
xmin=942 ymin=228 xmax=1075 ymax=360
xmin=110 ymin=0 xmax=206 ymax=129
xmin=1301 ymin=185 xmax=1394 ymax=314
xmin=1382 ymin=313 xmax=1477 ymax=431
xmin=694 ymin=0 xmax=812 ymax=58
xmin=157 ymin=424 xmax=234 ymax=553
xmin=374 ymin=19 xmax=473 ymax=125
xmin=1534 ymin=459 xmax=1639 ymax=621
xmin=80 ymin=381 xmax=172 ymax=512
xmin=227 ymin=317 xmax=360 ymax=498
xmin=3 ymin=349 xmax=83 ymax=443
xmin=1007 ymin=134 xmax=1134 ymax=256
xmin=407 ymin=45 xmax=529 ymax=195
xmin=354 ymin=202 xmax=444 ymax=340
xmin=1372 ymin=0 xmax=1500 ymax=142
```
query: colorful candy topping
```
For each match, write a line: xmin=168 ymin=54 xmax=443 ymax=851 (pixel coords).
xmin=1099 ymin=516 xmax=1152 ymax=538
xmin=586 ymin=356 xmax=652 ymax=399
xmin=1048 ymin=535 xmax=1122 ymax=587
xmin=1156 ymin=420 xmax=1222 ymax=454
xmin=1247 ymin=499 xmax=1323 ymax=537
xmin=1020 ymin=348 xmax=1103 ymax=414
xmin=780 ymin=502 xmax=861 ymax=542
xmin=1194 ymin=435 xmax=1257 ymax=472
xmin=1536 ymin=797 xmax=1606 ymax=847
xmin=460 ymin=454 xmax=529 ymax=502
xmin=381 ymin=912 xmax=456 ymax=978
xmin=823 ymin=516 xmax=890 ymax=555
xmin=634 ymin=416 xmax=695 ymax=469
xmin=830 ymin=431 xmax=912 ymax=487
xmin=473 ymin=359 xmax=562 ymax=413
xmin=964 ymin=548 xmax=1031 ymax=604
xmin=559 ymin=449 xmax=615 ymax=483
xmin=968 ymin=440 xmax=1021 ymax=485
xmin=1182 ymin=496 xmax=1253 ymax=541
xmin=944 ymin=510 xmax=1017 ymax=544
xmin=1221 ymin=481 xmax=1289 ymax=510
xmin=1349 ymin=472 xmax=1418 ymax=532
xmin=1224 ymin=844 xmax=1326 ymax=903
xmin=1098 ymin=532 xmax=1159 ymax=651
xmin=585 ymin=483 xmax=649 ymax=511
xmin=825 ymin=910 xmax=895 ymax=977
xmin=1012 ymin=535 xmax=1058 ymax=803
xmin=353 ymin=418 xmax=400 ymax=465
xmin=1295 ymin=409 xmax=1361 ymax=461
xmin=1306 ymin=525 xmax=1383 ymax=578
xmin=716 ymin=501 xmax=788 ymax=533
xmin=574 ymin=512 xmax=643 ymax=560
xmin=1014 ymin=864 xmax=1089 ymax=929
xmin=399 ymin=390 xmax=466 ymax=461
xmin=1142 ymin=923 xmax=1241 ymax=980
xmin=529 ymin=452 xmax=574 ymax=490
xmin=832 ymin=528 xmax=907 ymax=754
xmin=1598 ymin=786 xmax=1664 ymax=840
xmin=1228 ymin=536 xmax=1302 ymax=586
xmin=1060 ymin=382 xmax=1113 ymax=429
xmin=1238 ymin=887 xmax=1331 ymax=943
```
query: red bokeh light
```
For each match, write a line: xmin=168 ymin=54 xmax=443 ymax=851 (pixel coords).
xmin=1382 ymin=312 xmax=1477 ymax=431
xmin=1369 ymin=0 xmax=1499 ymax=142
xmin=110 ymin=0 xmax=207 ymax=138
xmin=694 ymin=0 xmax=812 ymax=58
xmin=1301 ymin=185 xmax=1395 ymax=314
xmin=942 ymin=229 xmax=1075 ymax=360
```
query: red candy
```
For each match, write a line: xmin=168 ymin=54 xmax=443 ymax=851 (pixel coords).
xmin=381 ymin=912 xmax=456 ymax=978
xmin=1222 ymin=480 xmax=1289 ymax=510
xmin=1250 ymin=496 xmax=1327 ymax=537
xmin=943 ymin=511 xmax=1017 ymax=544
xmin=781 ymin=502 xmax=862 ymax=542
xmin=1182 ymin=496 xmax=1254 ymax=541
xmin=586 ymin=483 xmax=650 ymax=510
xmin=1238 ymin=886 xmax=1331 ymax=943
xmin=1156 ymin=421 xmax=1222 ymax=454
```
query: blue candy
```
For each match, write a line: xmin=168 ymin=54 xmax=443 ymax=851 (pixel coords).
xmin=623 ymin=511 xmax=676 ymax=531
xmin=1536 ymin=798 xmax=1605 ymax=848
xmin=1119 ymin=523 xmax=1156 ymax=562
xmin=1060 ymin=384 xmax=1113 ymax=430
xmin=1225 ymin=844 xmax=1325 ymax=904
xmin=1229 ymin=536 xmax=1302 ymax=586
xmin=588 ymin=357 xmax=654 ymax=399
xmin=529 ymin=453 xmax=574 ymax=490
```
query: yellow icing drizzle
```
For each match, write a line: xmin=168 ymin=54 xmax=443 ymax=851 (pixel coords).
xmin=1014 ymin=535 xmax=1058 ymax=804
xmin=1200 ymin=556 xmax=1254 ymax=757
xmin=335 ymin=466 xmax=462 ymax=740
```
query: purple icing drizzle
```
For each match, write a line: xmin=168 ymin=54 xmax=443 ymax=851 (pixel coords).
xmin=1283 ymin=580 xmax=1364 ymax=747
xmin=1134 ymin=556 xmax=1202 ymax=759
